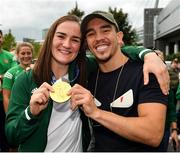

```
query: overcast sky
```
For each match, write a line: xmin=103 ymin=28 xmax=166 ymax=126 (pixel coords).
xmin=0 ymin=0 xmax=172 ymax=41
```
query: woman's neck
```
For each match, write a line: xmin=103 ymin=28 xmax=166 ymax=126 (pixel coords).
xmin=19 ymin=63 xmax=30 ymax=69
xmin=52 ymin=63 xmax=69 ymax=80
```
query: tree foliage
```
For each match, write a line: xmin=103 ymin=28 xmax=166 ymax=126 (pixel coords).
xmin=67 ymin=1 xmax=84 ymax=19
xmin=108 ymin=7 xmax=137 ymax=45
xmin=2 ymin=29 xmax=16 ymax=51
xmin=31 ymin=41 xmax=41 ymax=58
xmin=67 ymin=4 xmax=137 ymax=45
xmin=3 ymin=4 xmax=137 ymax=56
xmin=165 ymin=53 xmax=180 ymax=61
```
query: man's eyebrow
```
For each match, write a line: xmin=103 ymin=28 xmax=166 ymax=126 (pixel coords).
xmin=86 ymin=28 xmax=93 ymax=35
xmin=86 ymin=24 xmax=112 ymax=35
xmin=101 ymin=24 xmax=112 ymax=29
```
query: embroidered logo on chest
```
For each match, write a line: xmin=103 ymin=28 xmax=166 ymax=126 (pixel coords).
xmin=94 ymin=89 xmax=134 ymax=108
xmin=110 ymin=89 xmax=133 ymax=108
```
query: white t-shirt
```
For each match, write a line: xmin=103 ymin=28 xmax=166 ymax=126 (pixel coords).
xmin=44 ymin=101 xmax=82 ymax=152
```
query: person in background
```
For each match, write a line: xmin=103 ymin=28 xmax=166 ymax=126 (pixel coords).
xmin=2 ymin=42 xmax=34 ymax=113
xmin=69 ymin=11 xmax=168 ymax=151
xmin=5 ymin=14 xmax=169 ymax=152
xmin=155 ymin=50 xmax=179 ymax=151
xmin=169 ymin=58 xmax=180 ymax=148
xmin=169 ymin=58 xmax=179 ymax=106
xmin=176 ymin=83 xmax=180 ymax=145
xmin=0 ymin=29 xmax=17 ymax=151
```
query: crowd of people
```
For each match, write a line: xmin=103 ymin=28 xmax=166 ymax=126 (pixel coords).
xmin=0 ymin=10 xmax=179 ymax=152
xmin=154 ymin=51 xmax=179 ymax=151
xmin=168 ymin=57 xmax=180 ymax=149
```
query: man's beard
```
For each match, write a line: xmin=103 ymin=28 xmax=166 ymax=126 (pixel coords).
xmin=95 ymin=54 xmax=112 ymax=64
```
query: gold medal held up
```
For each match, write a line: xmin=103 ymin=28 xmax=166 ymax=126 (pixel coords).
xmin=50 ymin=79 xmax=71 ymax=103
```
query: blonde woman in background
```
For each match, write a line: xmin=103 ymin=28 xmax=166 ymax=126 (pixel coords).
xmin=2 ymin=42 xmax=33 ymax=112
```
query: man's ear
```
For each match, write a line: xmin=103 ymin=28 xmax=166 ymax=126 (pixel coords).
xmin=117 ymin=31 xmax=124 ymax=47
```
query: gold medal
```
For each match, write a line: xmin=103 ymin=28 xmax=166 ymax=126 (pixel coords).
xmin=50 ymin=80 xmax=71 ymax=103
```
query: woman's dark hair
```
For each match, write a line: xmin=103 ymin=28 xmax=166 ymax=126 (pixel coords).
xmin=77 ymin=38 xmax=87 ymax=88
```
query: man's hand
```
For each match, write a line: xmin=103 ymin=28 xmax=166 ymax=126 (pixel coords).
xmin=143 ymin=52 xmax=170 ymax=95
xmin=68 ymin=84 xmax=99 ymax=118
